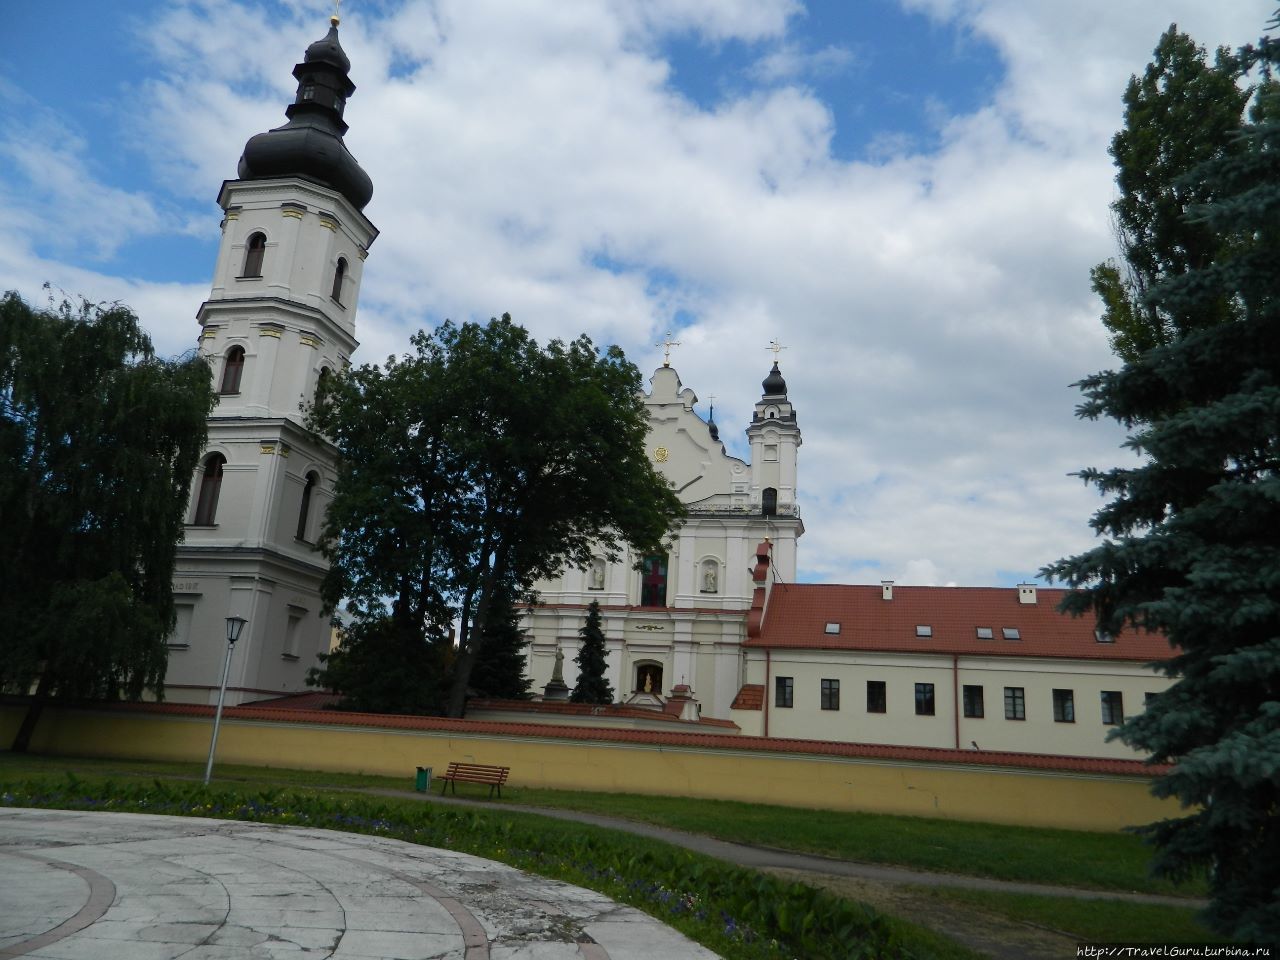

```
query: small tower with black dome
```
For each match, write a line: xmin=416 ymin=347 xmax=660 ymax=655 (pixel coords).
xmin=745 ymin=348 xmax=802 ymax=576
xmin=167 ymin=13 xmax=377 ymax=704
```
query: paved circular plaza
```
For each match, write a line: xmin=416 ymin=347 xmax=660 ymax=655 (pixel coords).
xmin=0 ymin=808 xmax=719 ymax=960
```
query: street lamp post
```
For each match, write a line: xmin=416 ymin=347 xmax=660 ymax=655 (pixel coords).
xmin=203 ymin=616 xmax=247 ymax=786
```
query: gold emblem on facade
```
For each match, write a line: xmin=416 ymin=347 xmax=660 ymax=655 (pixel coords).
xmin=654 ymin=446 xmax=668 ymax=462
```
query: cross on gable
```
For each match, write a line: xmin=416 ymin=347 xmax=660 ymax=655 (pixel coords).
xmin=657 ymin=331 xmax=681 ymax=367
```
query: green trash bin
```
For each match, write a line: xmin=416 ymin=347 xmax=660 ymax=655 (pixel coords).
xmin=414 ymin=766 xmax=432 ymax=792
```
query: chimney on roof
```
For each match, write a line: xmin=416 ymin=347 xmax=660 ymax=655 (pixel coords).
xmin=1018 ymin=583 xmax=1037 ymax=605
xmin=881 ymin=580 xmax=893 ymax=601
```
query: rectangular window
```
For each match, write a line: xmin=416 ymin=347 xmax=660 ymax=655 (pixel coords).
xmin=1052 ymin=688 xmax=1075 ymax=723
xmin=915 ymin=625 xmax=932 ymax=637
xmin=976 ymin=627 xmax=993 ymax=639
xmin=1004 ymin=686 xmax=1026 ymax=720
xmin=283 ymin=609 xmax=304 ymax=660
xmin=962 ymin=684 xmax=984 ymax=718
xmin=914 ymin=682 xmax=935 ymax=716
xmin=640 ymin=553 xmax=668 ymax=607
xmin=775 ymin=676 xmax=794 ymax=708
xmin=866 ymin=680 xmax=886 ymax=714
xmin=820 ymin=679 xmax=840 ymax=711
xmin=1002 ymin=627 xmax=1021 ymax=640
xmin=1101 ymin=691 xmax=1124 ymax=725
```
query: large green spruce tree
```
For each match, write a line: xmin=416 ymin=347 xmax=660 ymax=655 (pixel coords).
xmin=1045 ymin=17 xmax=1280 ymax=940
xmin=0 ymin=291 xmax=215 ymax=751
xmin=570 ymin=600 xmax=613 ymax=705
xmin=308 ymin=315 xmax=682 ymax=717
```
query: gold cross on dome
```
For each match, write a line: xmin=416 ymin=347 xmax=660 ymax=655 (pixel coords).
xmin=331 ymin=0 xmax=341 ymax=25
xmin=658 ymin=331 xmax=681 ymax=367
xmin=767 ymin=339 xmax=787 ymax=360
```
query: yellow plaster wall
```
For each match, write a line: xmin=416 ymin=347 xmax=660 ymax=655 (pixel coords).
xmin=0 ymin=704 xmax=1176 ymax=832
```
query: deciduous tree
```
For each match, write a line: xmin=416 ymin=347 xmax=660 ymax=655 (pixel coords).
xmin=308 ymin=315 xmax=682 ymax=717
xmin=570 ymin=600 xmax=613 ymax=705
xmin=1045 ymin=17 xmax=1280 ymax=940
xmin=0 ymin=290 xmax=215 ymax=751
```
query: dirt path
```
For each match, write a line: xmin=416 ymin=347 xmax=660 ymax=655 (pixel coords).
xmin=763 ymin=867 xmax=1079 ymax=960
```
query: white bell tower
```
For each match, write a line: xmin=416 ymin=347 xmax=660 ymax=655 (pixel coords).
xmin=744 ymin=351 xmax=802 ymax=582
xmin=166 ymin=14 xmax=377 ymax=705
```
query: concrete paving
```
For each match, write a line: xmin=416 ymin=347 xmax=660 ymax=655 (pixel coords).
xmin=0 ymin=809 xmax=720 ymax=960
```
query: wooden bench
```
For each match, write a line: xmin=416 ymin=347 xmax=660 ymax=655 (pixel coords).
xmin=438 ymin=762 xmax=510 ymax=799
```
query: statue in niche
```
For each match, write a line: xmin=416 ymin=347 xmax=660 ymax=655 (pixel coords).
xmin=701 ymin=561 xmax=718 ymax=593
xmin=589 ymin=559 xmax=605 ymax=590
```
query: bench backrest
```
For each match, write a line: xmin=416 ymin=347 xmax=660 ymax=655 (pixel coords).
xmin=445 ymin=761 xmax=509 ymax=783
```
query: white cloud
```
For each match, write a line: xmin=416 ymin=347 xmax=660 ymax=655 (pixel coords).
xmin=2 ymin=0 xmax=1268 ymax=588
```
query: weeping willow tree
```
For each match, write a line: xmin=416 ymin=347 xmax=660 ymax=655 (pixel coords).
xmin=0 ymin=291 xmax=215 ymax=751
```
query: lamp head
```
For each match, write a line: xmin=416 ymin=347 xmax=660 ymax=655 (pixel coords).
xmin=225 ymin=616 xmax=248 ymax=645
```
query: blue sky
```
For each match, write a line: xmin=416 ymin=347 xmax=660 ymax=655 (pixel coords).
xmin=0 ymin=1 xmax=1270 ymax=587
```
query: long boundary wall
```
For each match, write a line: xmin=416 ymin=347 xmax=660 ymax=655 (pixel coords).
xmin=0 ymin=701 xmax=1178 ymax=832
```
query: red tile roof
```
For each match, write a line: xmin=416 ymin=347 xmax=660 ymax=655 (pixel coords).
xmin=749 ymin=583 xmax=1173 ymax=662
xmin=730 ymin=684 xmax=764 ymax=710
xmin=45 ymin=698 xmax=1170 ymax=777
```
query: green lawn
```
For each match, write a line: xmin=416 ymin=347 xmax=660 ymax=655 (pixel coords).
xmin=0 ymin=750 xmax=1208 ymax=950
xmin=0 ymin=753 xmax=1205 ymax=896
xmin=498 ymin=786 xmax=1203 ymax=896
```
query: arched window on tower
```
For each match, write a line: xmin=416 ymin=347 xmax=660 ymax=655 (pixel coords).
xmin=315 ymin=366 xmax=331 ymax=405
xmin=219 ymin=346 xmax=245 ymax=395
xmin=297 ymin=471 xmax=318 ymax=542
xmin=330 ymin=257 xmax=347 ymax=304
xmin=762 ymin=487 xmax=778 ymax=517
xmin=242 ymin=232 xmax=266 ymax=278
xmin=193 ymin=454 xmax=226 ymax=526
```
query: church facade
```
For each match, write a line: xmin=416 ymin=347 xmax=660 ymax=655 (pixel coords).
xmin=520 ymin=358 xmax=803 ymax=719
xmin=163 ymin=16 xmax=375 ymax=705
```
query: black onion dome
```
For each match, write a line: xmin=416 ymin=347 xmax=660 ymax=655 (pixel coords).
xmin=762 ymin=361 xmax=787 ymax=396
xmin=236 ymin=19 xmax=372 ymax=210
xmin=305 ymin=23 xmax=351 ymax=72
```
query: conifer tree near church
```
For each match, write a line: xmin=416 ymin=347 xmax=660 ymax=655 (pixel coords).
xmin=1045 ymin=13 xmax=1280 ymax=941
xmin=570 ymin=600 xmax=613 ymax=705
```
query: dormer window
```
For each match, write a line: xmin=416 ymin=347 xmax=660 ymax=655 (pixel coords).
xmin=241 ymin=232 xmax=266 ymax=278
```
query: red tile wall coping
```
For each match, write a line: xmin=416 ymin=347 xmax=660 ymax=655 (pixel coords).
xmin=43 ymin=698 xmax=1170 ymax=778
xmin=751 ymin=583 xmax=1173 ymax=661
xmin=532 ymin=603 xmax=749 ymax=616
xmin=466 ymin=698 xmax=739 ymax=729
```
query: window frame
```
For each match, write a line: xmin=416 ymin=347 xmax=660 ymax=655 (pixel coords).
xmin=192 ymin=454 xmax=226 ymax=526
xmin=775 ymin=675 xmax=794 ymax=709
xmin=962 ymin=684 xmax=984 ymax=719
xmin=1003 ymin=686 xmax=1026 ymax=721
xmin=1052 ymin=688 xmax=1075 ymax=723
xmin=241 ymin=231 xmax=266 ymax=278
xmin=219 ymin=345 xmax=245 ymax=395
xmin=820 ymin=678 xmax=840 ymax=711
xmin=914 ymin=682 xmax=935 ymax=716
xmin=1101 ymin=690 xmax=1125 ymax=725
xmin=866 ymin=680 xmax=886 ymax=714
